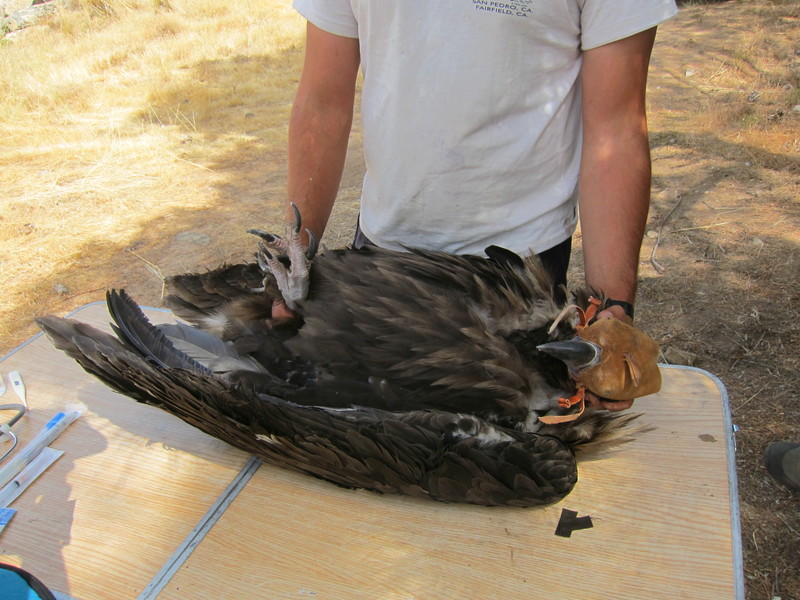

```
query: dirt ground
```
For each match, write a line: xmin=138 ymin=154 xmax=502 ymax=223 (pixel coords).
xmin=1 ymin=1 xmax=798 ymax=598
xmin=639 ymin=5 xmax=800 ymax=598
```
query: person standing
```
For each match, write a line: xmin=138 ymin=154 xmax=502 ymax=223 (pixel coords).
xmin=284 ymin=0 xmax=679 ymax=409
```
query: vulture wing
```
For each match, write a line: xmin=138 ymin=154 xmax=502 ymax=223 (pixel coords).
xmin=37 ymin=304 xmax=577 ymax=507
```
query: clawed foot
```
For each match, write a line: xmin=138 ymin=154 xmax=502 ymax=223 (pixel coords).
xmin=248 ymin=203 xmax=318 ymax=310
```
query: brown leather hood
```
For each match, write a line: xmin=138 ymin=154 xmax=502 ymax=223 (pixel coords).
xmin=576 ymin=318 xmax=661 ymax=400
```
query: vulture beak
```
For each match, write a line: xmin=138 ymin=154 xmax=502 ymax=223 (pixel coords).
xmin=537 ymin=337 xmax=602 ymax=373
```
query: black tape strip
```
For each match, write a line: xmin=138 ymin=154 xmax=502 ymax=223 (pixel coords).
xmin=554 ymin=508 xmax=593 ymax=538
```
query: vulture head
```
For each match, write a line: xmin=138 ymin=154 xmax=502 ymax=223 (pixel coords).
xmin=538 ymin=316 xmax=662 ymax=401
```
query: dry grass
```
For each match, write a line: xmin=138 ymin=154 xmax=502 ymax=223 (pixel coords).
xmin=0 ymin=0 xmax=311 ymax=344
xmin=1 ymin=1 xmax=799 ymax=598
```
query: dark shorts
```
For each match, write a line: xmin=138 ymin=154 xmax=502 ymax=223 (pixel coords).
xmin=353 ymin=221 xmax=571 ymax=302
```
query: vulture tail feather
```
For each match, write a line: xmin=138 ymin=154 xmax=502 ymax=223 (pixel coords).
xmin=105 ymin=289 xmax=210 ymax=374
xmin=157 ymin=322 xmax=265 ymax=374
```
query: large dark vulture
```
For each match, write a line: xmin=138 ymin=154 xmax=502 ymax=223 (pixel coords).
xmin=37 ymin=207 xmax=661 ymax=507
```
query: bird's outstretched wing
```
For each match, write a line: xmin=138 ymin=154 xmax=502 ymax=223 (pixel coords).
xmin=37 ymin=296 xmax=577 ymax=507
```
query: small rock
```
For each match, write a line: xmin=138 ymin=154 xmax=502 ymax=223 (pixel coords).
xmin=752 ymin=237 xmax=764 ymax=246
xmin=646 ymin=230 xmax=659 ymax=239
xmin=662 ymin=346 xmax=697 ymax=366
xmin=684 ymin=68 xmax=695 ymax=77
xmin=126 ymin=240 xmax=147 ymax=252
xmin=175 ymin=231 xmax=211 ymax=246
xmin=54 ymin=283 xmax=69 ymax=295
xmin=656 ymin=188 xmax=680 ymax=202
xmin=792 ymin=104 xmax=800 ymax=113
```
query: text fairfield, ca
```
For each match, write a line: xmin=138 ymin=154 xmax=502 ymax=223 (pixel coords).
xmin=473 ymin=0 xmax=533 ymax=18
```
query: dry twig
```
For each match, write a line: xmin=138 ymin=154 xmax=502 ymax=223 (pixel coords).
xmin=650 ymin=194 xmax=683 ymax=273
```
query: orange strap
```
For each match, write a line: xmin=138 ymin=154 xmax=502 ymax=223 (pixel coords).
xmin=538 ymin=397 xmax=585 ymax=424
xmin=578 ymin=296 xmax=601 ymax=328
xmin=538 ymin=386 xmax=586 ymax=425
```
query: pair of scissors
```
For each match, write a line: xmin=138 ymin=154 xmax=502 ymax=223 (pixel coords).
xmin=1 ymin=372 xmax=28 ymax=462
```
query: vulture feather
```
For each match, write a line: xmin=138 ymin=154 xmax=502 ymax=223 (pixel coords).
xmin=37 ymin=208 xmax=660 ymax=507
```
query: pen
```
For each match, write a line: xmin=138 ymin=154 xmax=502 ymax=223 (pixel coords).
xmin=0 ymin=409 xmax=82 ymax=489
xmin=0 ymin=447 xmax=64 ymax=508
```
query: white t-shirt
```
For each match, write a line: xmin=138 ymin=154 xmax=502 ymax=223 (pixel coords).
xmin=293 ymin=0 xmax=678 ymax=255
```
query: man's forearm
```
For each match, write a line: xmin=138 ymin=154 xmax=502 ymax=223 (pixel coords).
xmin=578 ymin=27 xmax=657 ymax=312
xmin=286 ymin=23 xmax=360 ymax=242
xmin=287 ymin=94 xmax=354 ymax=241
xmin=578 ymin=130 xmax=651 ymax=305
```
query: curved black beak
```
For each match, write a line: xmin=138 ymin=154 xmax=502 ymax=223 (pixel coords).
xmin=537 ymin=337 xmax=601 ymax=371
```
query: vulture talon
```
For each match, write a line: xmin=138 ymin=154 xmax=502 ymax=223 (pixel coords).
xmin=305 ymin=228 xmax=318 ymax=261
xmin=247 ymin=228 xmax=280 ymax=244
xmin=290 ymin=202 xmax=303 ymax=234
xmin=255 ymin=247 xmax=270 ymax=277
xmin=257 ymin=242 xmax=274 ymax=262
xmin=247 ymin=208 xmax=315 ymax=310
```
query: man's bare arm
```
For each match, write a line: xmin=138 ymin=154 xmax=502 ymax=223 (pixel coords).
xmin=579 ymin=27 xmax=658 ymax=322
xmin=287 ymin=22 xmax=361 ymax=243
xmin=579 ymin=27 xmax=658 ymax=410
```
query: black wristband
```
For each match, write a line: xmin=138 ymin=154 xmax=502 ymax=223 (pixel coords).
xmin=603 ymin=299 xmax=634 ymax=319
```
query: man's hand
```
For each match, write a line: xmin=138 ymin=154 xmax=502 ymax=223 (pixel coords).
xmin=587 ymin=392 xmax=634 ymax=412
xmin=596 ymin=305 xmax=633 ymax=326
